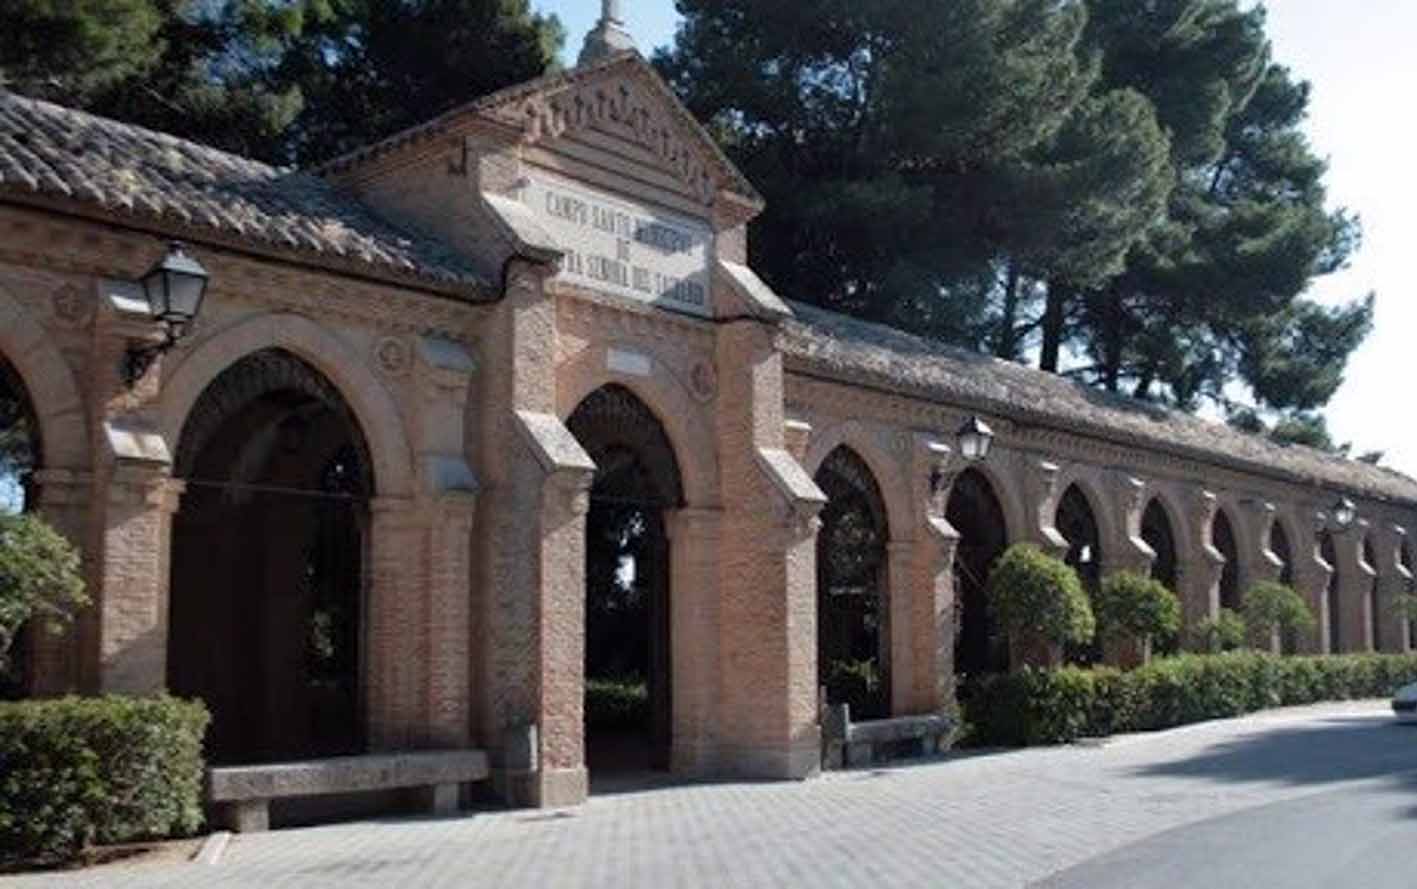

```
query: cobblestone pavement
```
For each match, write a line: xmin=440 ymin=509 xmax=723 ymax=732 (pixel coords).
xmin=11 ymin=701 xmax=1416 ymax=889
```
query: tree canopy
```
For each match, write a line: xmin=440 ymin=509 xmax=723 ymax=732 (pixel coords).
xmin=0 ymin=0 xmax=564 ymax=165
xmin=658 ymin=0 xmax=1374 ymax=439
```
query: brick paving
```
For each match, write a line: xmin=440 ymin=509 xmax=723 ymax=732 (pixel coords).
xmin=9 ymin=701 xmax=1414 ymax=889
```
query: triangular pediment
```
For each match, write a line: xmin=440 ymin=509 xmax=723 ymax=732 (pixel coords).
xmin=472 ymin=52 xmax=762 ymax=212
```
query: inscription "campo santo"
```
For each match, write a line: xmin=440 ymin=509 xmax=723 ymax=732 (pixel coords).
xmin=525 ymin=172 xmax=713 ymax=316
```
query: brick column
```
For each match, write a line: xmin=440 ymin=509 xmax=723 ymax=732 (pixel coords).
xmin=425 ymin=494 xmax=477 ymax=746
xmin=1298 ymin=513 xmax=1336 ymax=654
xmin=665 ymin=506 xmax=723 ymax=774
xmin=1182 ymin=489 xmax=1224 ymax=639
xmin=1374 ymin=524 xmax=1411 ymax=653
xmin=714 ymin=320 xmax=824 ymax=779
xmin=1103 ymin=472 xmax=1154 ymax=578
xmin=1013 ymin=452 xmax=1067 ymax=557
xmin=886 ymin=540 xmax=916 ymax=715
xmin=910 ymin=435 xmax=960 ymax=715
xmin=1335 ymin=523 xmax=1374 ymax=653
xmin=96 ymin=464 xmax=183 ymax=694
xmin=25 ymin=468 xmax=93 ymax=696
xmin=367 ymin=496 xmax=424 ymax=749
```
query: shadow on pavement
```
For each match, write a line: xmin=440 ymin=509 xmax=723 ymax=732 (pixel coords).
xmin=1131 ymin=714 xmax=1417 ymax=792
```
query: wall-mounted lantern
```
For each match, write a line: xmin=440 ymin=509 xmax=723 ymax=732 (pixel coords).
xmin=1330 ymin=497 xmax=1357 ymax=530
xmin=123 ymin=242 xmax=209 ymax=388
xmin=956 ymin=415 xmax=994 ymax=463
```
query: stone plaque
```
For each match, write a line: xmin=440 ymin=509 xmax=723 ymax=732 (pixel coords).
xmin=520 ymin=170 xmax=714 ymax=316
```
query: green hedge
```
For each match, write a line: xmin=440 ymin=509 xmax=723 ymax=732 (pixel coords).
xmin=963 ymin=652 xmax=1417 ymax=747
xmin=0 ymin=695 xmax=209 ymax=868
xmin=585 ymin=677 xmax=648 ymax=732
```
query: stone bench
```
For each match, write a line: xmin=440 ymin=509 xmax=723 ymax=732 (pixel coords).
xmin=207 ymin=750 xmax=490 ymax=832
xmin=821 ymin=704 xmax=956 ymax=769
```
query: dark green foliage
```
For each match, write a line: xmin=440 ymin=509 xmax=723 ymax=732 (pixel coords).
xmin=1189 ymin=607 xmax=1248 ymax=653
xmin=584 ymin=677 xmax=647 ymax=733
xmin=0 ymin=1 xmax=562 ymax=165
xmin=824 ymin=658 xmax=884 ymax=720
xmin=0 ymin=514 xmax=87 ymax=674
xmin=963 ymin=652 xmax=1417 ymax=746
xmin=0 ymin=695 xmax=209 ymax=868
xmin=1094 ymin=571 xmax=1180 ymax=642
xmin=1242 ymin=580 xmax=1315 ymax=640
xmin=988 ymin=543 xmax=1095 ymax=647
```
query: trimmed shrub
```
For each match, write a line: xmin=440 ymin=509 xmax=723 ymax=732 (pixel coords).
xmin=1189 ymin=607 xmax=1248 ymax=653
xmin=1094 ymin=571 xmax=1181 ymax=643
xmin=1243 ymin=581 xmax=1315 ymax=641
xmin=988 ymin=544 xmax=1095 ymax=656
xmin=0 ymin=513 xmax=88 ymax=673
xmin=584 ymin=677 xmax=648 ymax=732
xmin=962 ymin=652 xmax=1417 ymax=747
xmin=0 ymin=695 xmax=209 ymax=868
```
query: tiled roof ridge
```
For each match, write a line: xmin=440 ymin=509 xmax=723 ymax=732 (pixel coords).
xmin=0 ymin=89 xmax=487 ymax=294
xmin=782 ymin=299 xmax=1417 ymax=505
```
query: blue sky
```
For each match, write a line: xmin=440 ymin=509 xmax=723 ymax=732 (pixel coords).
xmin=536 ymin=0 xmax=1417 ymax=476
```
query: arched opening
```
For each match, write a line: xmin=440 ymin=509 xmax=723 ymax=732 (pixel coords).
xmin=1270 ymin=522 xmax=1298 ymax=653
xmin=947 ymin=468 xmax=1009 ymax=680
xmin=1364 ymin=537 xmax=1379 ymax=652
xmin=1403 ymin=541 xmax=1415 ymax=651
xmin=1141 ymin=499 xmax=1178 ymax=591
xmin=1056 ymin=484 xmax=1101 ymax=663
xmin=567 ymin=385 xmax=683 ymax=774
xmin=1320 ymin=531 xmax=1339 ymax=652
xmin=169 ymin=350 xmax=372 ymax=766
xmin=814 ymin=447 xmax=890 ymax=721
xmin=0 ymin=354 xmax=41 ymax=699
xmin=1212 ymin=510 xmax=1241 ymax=612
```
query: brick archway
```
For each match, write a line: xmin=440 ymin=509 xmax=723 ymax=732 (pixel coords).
xmin=0 ymin=283 xmax=86 ymax=471
xmin=568 ymin=384 xmax=684 ymax=775
xmin=169 ymin=349 xmax=373 ymax=765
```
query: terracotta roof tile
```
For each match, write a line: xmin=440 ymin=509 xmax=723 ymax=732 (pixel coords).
xmin=781 ymin=300 xmax=1417 ymax=505
xmin=0 ymin=91 xmax=486 ymax=294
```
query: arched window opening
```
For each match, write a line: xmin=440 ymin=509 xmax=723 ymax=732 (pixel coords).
xmin=568 ymin=385 xmax=683 ymax=775
xmin=1141 ymin=500 xmax=1178 ymax=591
xmin=948 ymin=469 xmax=1009 ymax=680
xmin=1270 ymin=522 xmax=1298 ymax=653
xmin=1364 ymin=537 xmax=1380 ymax=652
xmin=1212 ymin=511 xmax=1241 ymax=612
xmin=0 ymin=354 xmax=41 ymax=700
xmin=814 ymin=447 xmax=890 ymax=721
xmin=1056 ymin=484 xmax=1102 ymax=664
xmin=169 ymin=349 xmax=373 ymax=766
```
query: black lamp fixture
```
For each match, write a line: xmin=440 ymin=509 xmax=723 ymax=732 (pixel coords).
xmin=123 ymin=241 xmax=209 ymax=388
xmin=1330 ymin=496 xmax=1357 ymax=530
xmin=956 ymin=415 xmax=995 ymax=463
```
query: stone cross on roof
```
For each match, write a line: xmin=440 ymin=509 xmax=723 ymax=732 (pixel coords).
xmin=579 ymin=0 xmax=637 ymax=65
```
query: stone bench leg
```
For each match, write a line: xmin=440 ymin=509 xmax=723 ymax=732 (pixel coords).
xmin=845 ymin=741 xmax=874 ymax=768
xmin=216 ymin=800 xmax=269 ymax=833
xmin=413 ymin=783 xmax=461 ymax=816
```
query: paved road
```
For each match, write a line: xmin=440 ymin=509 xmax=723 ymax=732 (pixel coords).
xmin=9 ymin=701 xmax=1416 ymax=889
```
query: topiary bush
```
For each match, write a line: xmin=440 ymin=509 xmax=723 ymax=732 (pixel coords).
xmin=1243 ymin=581 xmax=1315 ymax=642
xmin=1189 ymin=607 xmax=1248 ymax=653
xmin=988 ymin=544 xmax=1094 ymax=666
xmin=0 ymin=513 xmax=87 ymax=674
xmin=0 ymin=695 xmax=209 ymax=868
xmin=961 ymin=652 xmax=1417 ymax=747
xmin=1094 ymin=571 xmax=1180 ymax=668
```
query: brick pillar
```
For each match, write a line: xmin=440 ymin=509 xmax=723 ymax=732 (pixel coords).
xmin=25 ymin=468 xmax=93 ymax=696
xmin=1335 ymin=524 xmax=1374 ymax=653
xmin=425 ymin=495 xmax=476 ymax=746
xmin=1374 ymin=524 xmax=1410 ymax=653
xmin=665 ymin=506 xmax=723 ymax=774
xmin=96 ymin=464 xmax=183 ymax=694
xmin=1299 ymin=515 xmax=1336 ymax=654
xmin=1241 ymin=500 xmax=1283 ymax=653
xmin=1182 ymin=489 xmax=1224 ymax=640
xmin=886 ymin=540 xmax=916 ymax=715
xmin=910 ymin=435 xmax=960 ymax=715
xmin=714 ymin=320 xmax=824 ymax=779
xmin=1103 ymin=472 xmax=1154 ymax=578
xmin=367 ymin=496 xmax=423 ymax=748
xmin=1013 ymin=451 xmax=1067 ymax=558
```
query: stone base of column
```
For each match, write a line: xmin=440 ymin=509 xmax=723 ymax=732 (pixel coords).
xmin=500 ymin=767 xmax=588 ymax=809
xmin=716 ymin=732 xmax=821 ymax=780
